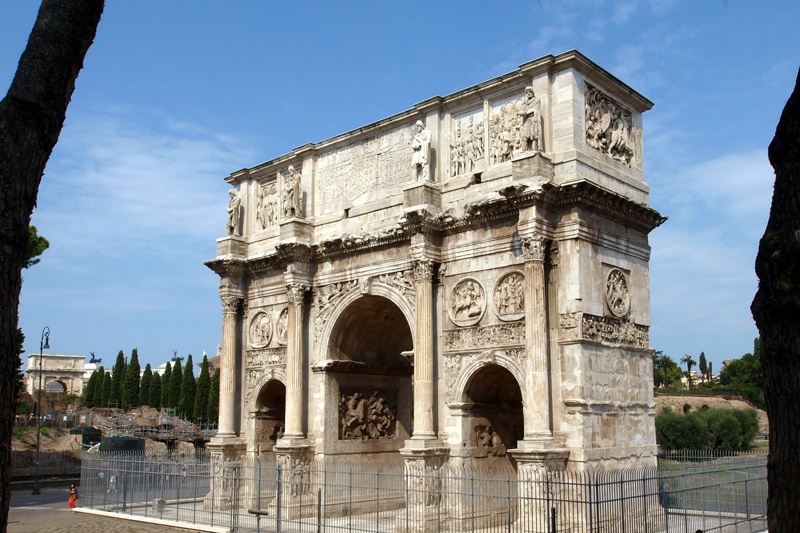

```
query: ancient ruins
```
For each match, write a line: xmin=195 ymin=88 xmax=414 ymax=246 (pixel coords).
xmin=205 ymin=50 xmax=665 ymax=521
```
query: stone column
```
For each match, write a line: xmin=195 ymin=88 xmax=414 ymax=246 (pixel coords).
xmin=522 ymin=237 xmax=552 ymax=439
xmin=282 ymin=282 xmax=308 ymax=441
xmin=411 ymin=258 xmax=436 ymax=439
xmin=218 ymin=294 xmax=242 ymax=437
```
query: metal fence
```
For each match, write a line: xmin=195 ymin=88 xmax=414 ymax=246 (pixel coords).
xmin=11 ymin=450 xmax=82 ymax=480
xmin=79 ymin=451 xmax=767 ymax=533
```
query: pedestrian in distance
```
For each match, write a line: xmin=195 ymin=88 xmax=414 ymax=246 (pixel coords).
xmin=68 ymin=484 xmax=79 ymax=509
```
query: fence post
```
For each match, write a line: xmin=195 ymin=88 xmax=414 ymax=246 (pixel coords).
xmin=276 ymin=462 xmax=282 ymax=533
xmin=642 ymin=471 xmax=648 ymax=533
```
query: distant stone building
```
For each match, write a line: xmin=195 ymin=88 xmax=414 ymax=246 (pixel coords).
xmin=26 ymin=354 xmax=87 ymax=396
xmin=206 ymin=51 xmax=664 ymax=512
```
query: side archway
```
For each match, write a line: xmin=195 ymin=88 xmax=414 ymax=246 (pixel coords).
xmin=452 ymin=356 xmax=525 ymax=463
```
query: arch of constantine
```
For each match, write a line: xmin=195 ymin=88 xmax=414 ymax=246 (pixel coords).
xmin=206 ymin=50 xmax=665 ymax=520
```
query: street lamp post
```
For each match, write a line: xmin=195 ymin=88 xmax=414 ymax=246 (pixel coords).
xmin=31 ymin=326 xmax=50 ymax=495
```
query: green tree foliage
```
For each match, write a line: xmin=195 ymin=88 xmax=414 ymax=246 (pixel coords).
xmin=161 ymin=363 xmax=171 ymax=409
xmin=207 ymin=368 xmax=220 ymax=425
xmin=698 ymin=352 xmax=708 ymax=383
xmin=121 ymin=348 xmax=140 ymax=410
xmin=169 ymin=358 xmax=182 ymax=411
xmin=139 ymin=364 xmax=152 ymax=407
xmin=149 ymin=372 xmax=161 ymax=410
xmin=656 ymin=407 xmax=759 ymax=450
xmin=92 ymin=366 xmax=105 ymax=407
xmin=83 ymin=370 xmax=98 ymax=408
xmin=194 ymin=355 xmax=211 ymax=424
xmin=653 ymin=352 xmax=682 ymax=388
xmin=23 ymin=226 xmax=49 ymax=268
xmin=101 ymin=370 xmax=112 ymax=408
xmin=179 ymin=354 xmax=196 ymax=420
xmin=110 ymin=351 xmax=126 ymax=409
xmin=719 ymin=349 xmax=764 ymax=408
xmin=680 ymin=354 xmax=697 ymax=389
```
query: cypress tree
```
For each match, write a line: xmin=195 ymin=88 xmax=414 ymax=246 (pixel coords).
xmin=207 ymin=368 xmax=220 ymax=425
xmin=194 ymin=355 xmax=211 ymax=424
xmin=122 ymin=348 xmax=141 ymax=410
xmin=139 ymin=364 xmax=153 ymax=406
xmin=83 ymin=370 xmax=98 ymax=408
xmin=170 ymin=358 xmax=182 ymax=411
xmin=150 ymin=372 xmax=161 ymax=409
xmin=101 ymin=370 xmax=112 ymax=408
xmin=110 ymin=350 xmax=126 ymax=409
xmin=179 ymin=354 xmax=196 ymax=420
xmin=91 ymin=365 xmax=106 ymax=407
xmin=161 ymin=363 xmax=172 ymax=410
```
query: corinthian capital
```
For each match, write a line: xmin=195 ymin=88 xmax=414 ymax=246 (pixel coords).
xmin=413 ymin=259 xmax=435 ymax=282
xmin=521 ymin=237 xmax=547 ymax=263
xmin=221 ymin=296 xmax=243 ymax=315
xmin=287 ymin=283 xmax=310 ymax=304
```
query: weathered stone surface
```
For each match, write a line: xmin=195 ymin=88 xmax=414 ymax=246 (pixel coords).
xmin=206 ymin=51 xmax=665 ymax=487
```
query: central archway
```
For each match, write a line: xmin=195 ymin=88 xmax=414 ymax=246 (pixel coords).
xmin=320 ymin=294 xmax=413 ymax=456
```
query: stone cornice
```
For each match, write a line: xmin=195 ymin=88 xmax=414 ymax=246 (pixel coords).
xmin=204 ymin=258 xmax=246 ymax=279
xmin=551 ymin=182 xmax=666 ymax=233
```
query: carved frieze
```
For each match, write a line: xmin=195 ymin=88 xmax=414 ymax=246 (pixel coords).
xmin=256 ymin=182 xmax=279 ymax=230
xmin=605 ymin=268 xmax=631 ymax=317
xmin=449 ymin=278 xmax=486 ymax=327
xmin=248 ymin=311 xmax=273 ymax=348
xmin=493 ymin=271 xmax=525 ymax=321
xmin=488 ymin=87 xmax=543 ymax=166
xmin=585 ymin=84 xmax=641 ymax=169
xmin=558 ymin=312 xmax=648 ymax=349
xmin=339 ymin=389 xmax=398 ymax=440
xmin=443 ymin=322 xmax=525 ymax=351
xmin=449 ymin=112 xmax=485 ymax=178
xmin=245 ymin=348 xmax=286 ymax=368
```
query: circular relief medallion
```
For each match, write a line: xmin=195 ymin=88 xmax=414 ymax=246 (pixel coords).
xmin=449 ymin=277 xmax=486 ymax=327
xmin=276 ymin=308 xmax=289 ymax=345
xmin=605 ymin=268 xmax=631 ymax=317
xmin=249 ymin=311 xmax=273 ymax=348
xmin=493 ymin=271 xmax=525 ymax=321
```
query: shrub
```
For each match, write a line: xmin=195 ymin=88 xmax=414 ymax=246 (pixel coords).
xmin=656 ymin=407 xmax=758 ymax=450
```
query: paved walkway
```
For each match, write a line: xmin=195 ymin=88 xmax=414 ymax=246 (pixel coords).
xmin=9 ymin=487 xmax=207 ymax=533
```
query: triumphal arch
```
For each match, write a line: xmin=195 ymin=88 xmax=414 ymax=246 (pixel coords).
xmin=206 ymin=50 xmax=664 ymax=518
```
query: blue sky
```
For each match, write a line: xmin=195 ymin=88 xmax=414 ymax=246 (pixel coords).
xmin=3 ymin=1 xmax=797 ymax=374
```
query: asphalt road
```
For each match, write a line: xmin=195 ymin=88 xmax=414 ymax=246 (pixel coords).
xmin=8 ymin=486 xmax=201 ymax=533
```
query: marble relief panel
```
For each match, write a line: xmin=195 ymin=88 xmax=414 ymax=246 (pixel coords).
xmin=584 ymin=84 xmax=642 ymax=169
xmin=448 ymin=109 xmax=485 ymax=178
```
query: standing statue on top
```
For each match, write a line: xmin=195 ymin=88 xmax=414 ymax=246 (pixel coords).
xmin=411 ymin=120 xmax=432 ymax=180
xmin=226 ymin=189 xmax=241 ymax=236
xmin=282 ymin=165 xmax=302 ymax=218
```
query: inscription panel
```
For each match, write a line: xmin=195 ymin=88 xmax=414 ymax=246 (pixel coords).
xmin=316 ymin=126 xmax=415 ymax=214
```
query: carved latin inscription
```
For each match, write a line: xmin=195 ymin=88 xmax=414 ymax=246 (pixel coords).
xmin=317 ymin=126 xmax=414 ymax=212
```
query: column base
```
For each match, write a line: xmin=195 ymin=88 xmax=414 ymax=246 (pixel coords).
xmin=204 ymin=438 xmax=246 ymax=511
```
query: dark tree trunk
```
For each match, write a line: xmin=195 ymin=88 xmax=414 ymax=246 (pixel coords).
xmin=0 ymin=1 xmax=103 ymax=530
xmin=752 ymin=67 xmax=800 ymax=532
